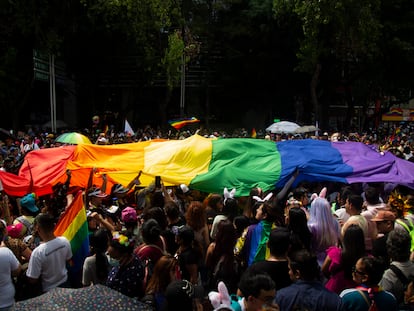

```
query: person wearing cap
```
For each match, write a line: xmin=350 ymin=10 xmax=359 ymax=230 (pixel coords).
xmin=26 ymin=213 xmax=72 ymax=293
xmin=361 ymin=186 xmax=388 ymax=254
xmin=121 ymin=206 xmax=142 ymax=245
xmin=14 ymin=193 xmax=40 ymax=237
xmin=3 ymin=222 xmax=32 ymax=265
xmin=87 ymin=186 xmax=108 ymax=210
xmin=372 ymin=211 xmax=396 ymax=268
xmin=110 ymin=183 xmax=130 ymax=210
xmin=86 ymin=187 xmax=108 ymax=218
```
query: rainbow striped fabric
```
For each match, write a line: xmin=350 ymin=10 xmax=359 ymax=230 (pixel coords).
xmin=54 ymin=191 xmax=89 ymax=273
xmin=168 ymin=117 xmax=200 ymax=129
xmin=1 ymin=135 xmax=414 ymax=197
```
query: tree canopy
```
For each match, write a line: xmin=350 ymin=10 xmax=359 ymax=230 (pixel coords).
xmin=0 ymin=0 xmax=413 ymax=131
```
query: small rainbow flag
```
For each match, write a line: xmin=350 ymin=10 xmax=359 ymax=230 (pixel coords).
xmin=168 ymin=117 xmax=200 ymax=130
xmin=54 ymin=191 xmax=89 ymax=273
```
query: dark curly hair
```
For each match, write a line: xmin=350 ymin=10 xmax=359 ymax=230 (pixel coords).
xmin=386 ymin=229 xmax=411 ymax=262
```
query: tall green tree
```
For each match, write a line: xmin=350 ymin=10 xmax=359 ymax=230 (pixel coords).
xmin=273 ymin=0 xmax=382 ymax=128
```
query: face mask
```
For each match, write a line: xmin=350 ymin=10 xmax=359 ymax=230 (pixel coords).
xmin=106 ymin=252 xmax=119 ymax=267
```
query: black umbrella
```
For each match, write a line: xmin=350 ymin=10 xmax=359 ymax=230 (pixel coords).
xmin=14 ymin=285 xmax=152 ymax=311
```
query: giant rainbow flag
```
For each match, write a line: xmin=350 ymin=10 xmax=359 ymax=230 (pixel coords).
xmin=54 ymin=191 xmax=89 ymax=273
xmin=0 ymin=135 xmax=414 ymax=197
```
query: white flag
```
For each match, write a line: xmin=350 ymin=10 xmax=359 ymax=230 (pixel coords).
xmin=125 ymin=119 xmax=135 ymax=135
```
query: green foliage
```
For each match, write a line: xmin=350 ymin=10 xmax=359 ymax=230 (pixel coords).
xmin=273 ymin=0 xmax=382 ymax=74
xmin=161 ymin=31 xmax=185 ymax=90
xmin=79 ymin=0 xmax=179 ymax=72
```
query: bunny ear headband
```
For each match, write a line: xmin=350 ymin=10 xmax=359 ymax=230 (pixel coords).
xmin=252 ymin=192 xmax=273 ymax=203
xmin=208 ymin=281 xmax=234 ymax=311
xmin=310 ymin=187 xmax=327 ymax=201
xmin=223 ymin=187 xmax=236 ymax=205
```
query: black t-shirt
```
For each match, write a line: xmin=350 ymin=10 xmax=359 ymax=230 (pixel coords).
xmin=245 ymin=260 xmax=292 ymax=290
xmin=178 ymin=247 xmax=200 ymax=282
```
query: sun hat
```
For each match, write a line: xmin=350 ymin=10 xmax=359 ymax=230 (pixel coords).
xmin=20 ymin=193 xmax=39 ymax=213
xmin=87 ymin=187 xmax=108 ymax=198
xmin=371 ymin=211 xmax=396 ymax=222
xmin=112 ymin=184 xmax=129 ymax=195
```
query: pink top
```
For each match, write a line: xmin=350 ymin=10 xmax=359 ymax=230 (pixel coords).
xmin=324 ymin=246 xmax=356 ymax=294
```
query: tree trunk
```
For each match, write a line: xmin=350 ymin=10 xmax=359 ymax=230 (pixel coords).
xmin=310 ymin=63 xmax=322 ymax=125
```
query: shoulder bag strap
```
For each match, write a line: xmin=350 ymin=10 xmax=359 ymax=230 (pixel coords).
xmin=396 ymin=219 xmax=411 ymax=232
xmin=356 ymin=289 xmax=371 ymax=308
xmin=16 ymin=216 xmax=32 ymax=233
xmin=137 ymin=243 xmax=166 ymax=257
xmin=389 ymin=264 xmax=409 ymax=285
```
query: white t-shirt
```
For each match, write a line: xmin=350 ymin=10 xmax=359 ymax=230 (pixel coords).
xmin=0 ymin=247 xmax=20 ymax=308
xmin=83 ymin=255 xmax=97 ymax=286
xmin=26 ymin=236 xmax=72 ymax=292
xmin=82 ymin=255 xmax=109 ymax=286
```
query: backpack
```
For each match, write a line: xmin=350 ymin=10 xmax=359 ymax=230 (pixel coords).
xmin=16 ymin=216 xmax=33 ymax=236
xmin=396 ymin=219 xmax=414 ymax=252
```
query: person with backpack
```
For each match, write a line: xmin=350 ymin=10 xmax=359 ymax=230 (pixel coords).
xmin=379 ymin=229 xmax=414 ymax=306
xmin=340 ymin=256 xmax=398 ymax=311
xmin=14 ymin=193 xmax=39 ymax=238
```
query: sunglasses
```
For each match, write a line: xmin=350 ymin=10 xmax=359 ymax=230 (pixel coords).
xmin=352 ymin=266 xmax=366 ymax=276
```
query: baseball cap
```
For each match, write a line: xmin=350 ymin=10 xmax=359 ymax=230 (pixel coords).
xmin=180 ymin=184 xmax=190 ymax=194
xmin=372 ymin=211 xmax=396 ymax=222
xmin=121 ymin=207 xmax=137 ymax=223
xmin=7 ymin=223 xmax=24 ymax=238
xmin=20 ymin=193 xmax=39 ymax=213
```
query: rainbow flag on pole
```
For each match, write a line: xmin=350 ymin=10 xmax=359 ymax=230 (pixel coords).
xmin=54 ymin=191 xmax=89 ymax=273
xmin=168 ymin=117 xmax=200 ymax=130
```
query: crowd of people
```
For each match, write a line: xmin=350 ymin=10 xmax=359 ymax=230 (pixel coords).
xmin=0 ymin=121 xmax=414 ymax=310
